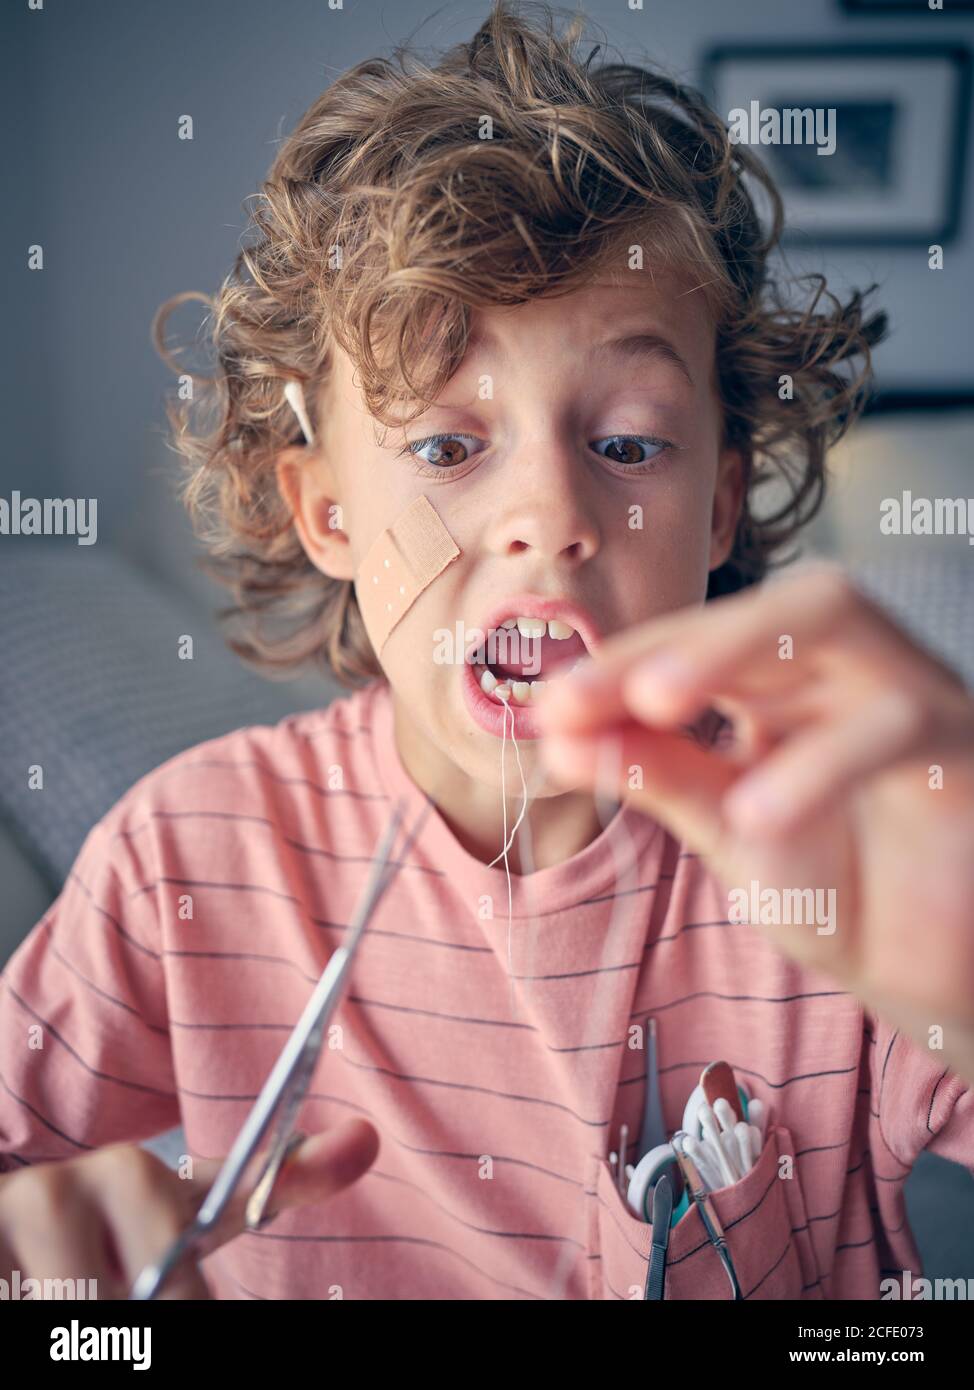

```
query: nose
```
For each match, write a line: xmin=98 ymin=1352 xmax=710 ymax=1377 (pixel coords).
xmin=483 ymin=435 xmax=601 ymax=565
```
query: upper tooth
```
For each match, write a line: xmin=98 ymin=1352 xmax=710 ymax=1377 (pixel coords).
xmin=502 ymin=616 xmax=577 ymax=640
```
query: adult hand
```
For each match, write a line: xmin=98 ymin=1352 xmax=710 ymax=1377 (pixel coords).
xmin=537 ymin=566 xmax=974 ymax=1082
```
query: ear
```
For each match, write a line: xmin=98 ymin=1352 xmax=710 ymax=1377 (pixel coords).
xmin=709 ymin=445 xmax=745 ymax=571
xmin=275 ymin=444 xmax=355 ymax=582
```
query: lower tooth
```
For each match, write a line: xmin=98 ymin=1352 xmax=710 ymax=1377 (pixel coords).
xmin=478 ymin=668 xmax=559 ymax=705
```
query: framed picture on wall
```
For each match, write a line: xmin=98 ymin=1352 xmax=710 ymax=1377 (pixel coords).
xmin=701 ymin=44 xmax=972 ymax=245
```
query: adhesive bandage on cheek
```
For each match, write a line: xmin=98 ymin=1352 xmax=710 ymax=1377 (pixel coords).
xmin=283 ymin=380 xmax=462 ymax=656
xmin=355 ymin=495 xmax=461 ymax=655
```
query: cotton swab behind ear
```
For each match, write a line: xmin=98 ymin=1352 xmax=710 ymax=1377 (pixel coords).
xmin=283 ymin=380 xmax=315 ymax=445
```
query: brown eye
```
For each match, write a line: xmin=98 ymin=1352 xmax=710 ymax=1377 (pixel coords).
xmin=425 ymin=437 xmax=468 ymax=466
xmin=405 ymin=433 xmax=484 ymax=469
xmin=594 ymin=436 xmax=666 ymax=467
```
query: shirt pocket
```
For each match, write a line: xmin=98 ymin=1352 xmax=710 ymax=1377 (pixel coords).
xmin=588 ymin=1123 xmax=824 ymax=1300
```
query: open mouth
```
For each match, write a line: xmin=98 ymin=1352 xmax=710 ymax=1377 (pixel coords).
xmin=466 ymin=616 xmax=590 ymax=705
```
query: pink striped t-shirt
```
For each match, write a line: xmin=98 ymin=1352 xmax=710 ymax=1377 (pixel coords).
xmin=1 ymin=678 xmax=972 ymax=1299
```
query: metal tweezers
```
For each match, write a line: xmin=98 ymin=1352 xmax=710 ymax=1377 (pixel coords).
xmin=129 ymin=797 xmax=408 ymax=1300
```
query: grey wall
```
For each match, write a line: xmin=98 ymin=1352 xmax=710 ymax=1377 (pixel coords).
xmin=3 ymin=0 xmax=973 ymax=548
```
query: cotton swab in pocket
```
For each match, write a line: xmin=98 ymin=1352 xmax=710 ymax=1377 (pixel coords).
xmin=698 ymin=1103 xmax=739 ymax=1186
xmin=712 ymin=1097 xmax=738 ymax=1133
xmin=713 ymin=1097 xmax=757 ymax=1176
xmin=683 ymin=1134 xmax=722 ymax=1192
xmin=747 ymin=1097 xmax=769 ymax=1140
xmin=719 ymin=1128 xmax=743 ymax=1182
xmin=713 ymin=1098 xmax=747 ymax=1177
xmin=682 ymin=1079 xmax=750 ymax=1137
xmin=734 ymin=1120 xmax=753 ymax=1174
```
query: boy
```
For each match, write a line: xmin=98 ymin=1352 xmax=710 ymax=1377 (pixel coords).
xmin=1 ymin=3 xmax=972 ymax=1300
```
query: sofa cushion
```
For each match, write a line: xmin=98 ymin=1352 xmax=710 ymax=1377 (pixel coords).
xmin=0 ymin=545 xmax=328 ymax=893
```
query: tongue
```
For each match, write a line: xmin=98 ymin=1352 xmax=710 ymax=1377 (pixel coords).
xmin=491 ymin=629 xmax=586 ymax=678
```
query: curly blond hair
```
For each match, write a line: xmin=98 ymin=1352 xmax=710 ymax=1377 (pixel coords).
xmin=153 ymin=0 xmax=886 ymax=690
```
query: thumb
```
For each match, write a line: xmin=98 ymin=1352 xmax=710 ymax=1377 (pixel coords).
xmin=541 ymin=720 xmax=738 ymax=861
xmin=191 ymin=1117 xmax=380 ymax=1254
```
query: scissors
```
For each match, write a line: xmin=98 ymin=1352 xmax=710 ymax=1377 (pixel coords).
xmin=129 ymin=797 xmax=408 ymax=1300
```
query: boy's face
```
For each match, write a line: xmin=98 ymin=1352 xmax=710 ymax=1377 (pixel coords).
xmin=278 ymin=268 xmax=742 ymax=797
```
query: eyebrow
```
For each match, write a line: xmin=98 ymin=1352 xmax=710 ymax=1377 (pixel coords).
xmin=464 ymin=326 xmax=695 ymax=388
xmin=592 ymin=332 xmax=695 ymax=387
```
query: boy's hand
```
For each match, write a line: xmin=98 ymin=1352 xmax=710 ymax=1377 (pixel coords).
xmin=0 ymin=1118 xmax=378 ymax=1299
xmin=537 ymin=565 xmax=974 ymax=1082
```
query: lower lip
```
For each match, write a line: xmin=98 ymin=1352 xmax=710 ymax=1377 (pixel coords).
xmin=461 ymin=658 xmax=555 ymax=739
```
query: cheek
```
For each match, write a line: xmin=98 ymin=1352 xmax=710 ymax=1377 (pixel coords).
xmin=381 ymin=618 xmax=439 ymax=691
xmin=342 ymin=484 xmax=411 ymax=569
xmin=377 ymin=570 xmax=471 ymax=729
xmin=611 ymin=467 xmax=717 ymax=607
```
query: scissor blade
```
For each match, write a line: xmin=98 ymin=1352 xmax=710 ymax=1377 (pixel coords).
xmin=129 ymin=799 xmax=406 ymax=1299
xmin=194 ymin=798 xmax=406 ymax=1229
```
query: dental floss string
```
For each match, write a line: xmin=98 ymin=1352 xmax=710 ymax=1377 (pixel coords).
xmin=487 ymin=692 xmax=530 ymax=863
xmin=480 ymin=682 xmax=637 ymax=1055
xmin=487 ymin=690 xmax=529 ymax=1016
